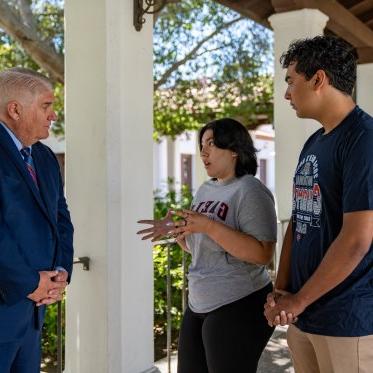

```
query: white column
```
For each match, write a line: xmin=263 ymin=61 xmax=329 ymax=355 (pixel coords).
xmin=269 ymin=10 xmax=329 ymax=221
xmin=65 ymin=1 xmax=158 ymax=372
xmin=357 ymin=63 xmax=373 ymax=116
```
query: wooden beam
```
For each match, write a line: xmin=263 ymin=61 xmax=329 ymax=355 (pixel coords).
xmin=293 ymin=0 xmax=373 ymax=47
xmin=218 ymin=0 xmax=373 ymax=49
xmin=357 ymin=46 xmax=373 ymax=63
xmin=325 ymin=20 xmax=367 ymax=46
xmin=349 ymin=0 xmax=373 ymax=16
xmin=271 ymin=0 xmax=373 ymax=47
xmin=214 ymin=0 xmax=271 ymax=28
xmin=271 ymin=0 xmax=299 ymax=13
xmin=360 ymin=9 xmax=373 ymax=23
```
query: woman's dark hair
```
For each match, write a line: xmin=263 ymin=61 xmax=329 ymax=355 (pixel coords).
xmin=199 ymin=118 xmax=257 ymax=177
xmin=280 ymin=36 xmax=357 ymax=95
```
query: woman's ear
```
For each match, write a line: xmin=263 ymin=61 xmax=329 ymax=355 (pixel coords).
xmin=232 ymin=152 xmax=238 ymax=158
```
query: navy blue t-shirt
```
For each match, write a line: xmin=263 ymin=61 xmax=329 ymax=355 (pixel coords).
xmin=290 ymin=106 xmax=373 ymax=337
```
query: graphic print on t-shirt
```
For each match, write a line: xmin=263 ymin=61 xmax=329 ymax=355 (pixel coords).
xmin=292 ymin=154 xmax=322 ymax=240
xmin=191 ymin=200 xmax=229 ymax=221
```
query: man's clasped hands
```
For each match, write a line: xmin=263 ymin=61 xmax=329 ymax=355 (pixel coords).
xmin=27 ymin=270 xmax=68 ymax=306
xmin=264 ymin=289 xmax=308 ymax=327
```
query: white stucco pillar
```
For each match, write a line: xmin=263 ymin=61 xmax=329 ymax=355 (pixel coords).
xmin=65 ymin=1 xmax=157 ymax=372
xmin=357 ymin=63 xmax=373 ymax=116
xmin=269 ymin=10 xmax=328 ymax=221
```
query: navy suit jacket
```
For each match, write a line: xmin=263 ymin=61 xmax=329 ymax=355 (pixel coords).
xmin=0 ymin=124 xmax=74 ymax=342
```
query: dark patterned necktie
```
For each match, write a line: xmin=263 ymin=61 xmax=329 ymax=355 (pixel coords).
xmin=20 ymin=147 xmax=38 ymax=188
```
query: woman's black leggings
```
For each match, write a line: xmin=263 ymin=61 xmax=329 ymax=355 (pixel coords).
xmin=177 ymin=283 xmax=274 ymax=373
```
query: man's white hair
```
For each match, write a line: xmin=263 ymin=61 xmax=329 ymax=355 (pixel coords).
xmin=0 ymin=67 xmax=52 ymax=107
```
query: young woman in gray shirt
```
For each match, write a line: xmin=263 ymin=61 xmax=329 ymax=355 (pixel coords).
xmin=138 ymin=118 xmax=277 ymax=373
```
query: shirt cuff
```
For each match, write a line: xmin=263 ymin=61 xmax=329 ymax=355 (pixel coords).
xmin=55 ymin=266 xmax=67 ymax=272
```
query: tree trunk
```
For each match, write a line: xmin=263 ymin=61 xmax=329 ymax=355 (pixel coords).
xmin=0 ymin=1 xmax=64 ymax=83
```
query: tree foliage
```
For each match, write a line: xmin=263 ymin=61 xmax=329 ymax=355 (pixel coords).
xmin=0 ymin=0 xmax=273 ymax=139
xmin=153 ymin=0 xmax=274 ymax=139
xmin=154 ymin=75 xmax=273 ymax=139
xmin=0 ymin=0 xmax=64 ymax=82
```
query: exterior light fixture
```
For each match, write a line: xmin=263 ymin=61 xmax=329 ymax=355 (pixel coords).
xmin=134 ymin=0 xmax=167 ymax=31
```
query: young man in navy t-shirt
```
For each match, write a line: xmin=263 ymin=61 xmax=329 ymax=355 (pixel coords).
xmin=264 ymin=36 xmax=373 ymax=373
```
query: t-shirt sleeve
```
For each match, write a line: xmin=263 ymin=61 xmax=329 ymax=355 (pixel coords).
xmin=237 ymin=181 xmax=277 ymax=242
xmin=342 ymin=129 xmax=373 ymax=212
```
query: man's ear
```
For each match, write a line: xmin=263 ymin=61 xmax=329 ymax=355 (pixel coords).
xmin=313 ymin=69 xmax=328 ymax=90
xmin=7 ymin=101 xmax=21 ymax=121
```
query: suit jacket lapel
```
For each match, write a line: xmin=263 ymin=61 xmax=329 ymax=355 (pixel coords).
xmin=0 ymin=126 xmax=50 ymax=221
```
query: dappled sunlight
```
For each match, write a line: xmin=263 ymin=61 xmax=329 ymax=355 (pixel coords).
xmin=258 ymin=326 xmax=294 ymax=373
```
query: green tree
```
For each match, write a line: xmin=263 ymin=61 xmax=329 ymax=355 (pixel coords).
xmin=153 ymin=0 xmax=273 ymax=139
xmin=1 ymin=0 xmax=273 ymax=139
xmin=154 ymin=74 xmax=273 ymax=139
xmin=0 ymin=0 xmax=64 ymax=82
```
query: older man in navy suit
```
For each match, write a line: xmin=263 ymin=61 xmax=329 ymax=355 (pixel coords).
xmin=0 ymin=68 xmax=74 ymax=372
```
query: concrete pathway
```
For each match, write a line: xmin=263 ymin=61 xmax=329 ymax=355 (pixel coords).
xmin=155 ymin=326 xmax=294 ymax=373
xmin=257 ymin=326 xmax=294 ymax=373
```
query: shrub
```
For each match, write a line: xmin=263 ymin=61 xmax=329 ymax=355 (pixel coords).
xmin=153 ymin=182 xmax=193 ymax=335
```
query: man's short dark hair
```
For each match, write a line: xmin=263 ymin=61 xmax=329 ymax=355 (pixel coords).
xmin=280 ymin=36 xmax=358 ymax=95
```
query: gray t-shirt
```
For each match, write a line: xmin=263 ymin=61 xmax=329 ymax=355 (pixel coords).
xmin=186 ymin=175 xmax=277 ymax=313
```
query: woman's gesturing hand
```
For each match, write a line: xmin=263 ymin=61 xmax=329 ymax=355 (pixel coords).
xmin=137 ymin=210 xmax=177 ymax=242
xmin=137 ymin=209 xmax=212 ymax=241
xmin=172 ymin=209 xmax=213 ymax=238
